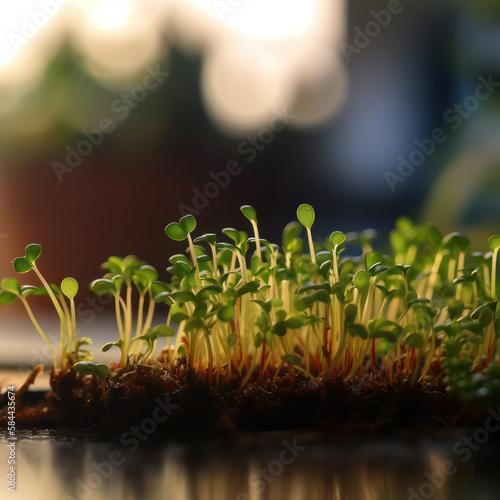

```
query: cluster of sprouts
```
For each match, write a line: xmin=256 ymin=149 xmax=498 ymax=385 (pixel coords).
xmin=1 ymin=205 xmax=500 ymax=404
xmin=0 ymin=244 xmax=90 ymax=370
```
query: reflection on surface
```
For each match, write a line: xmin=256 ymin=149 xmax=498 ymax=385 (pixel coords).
xmin=1 ymin=434 xmax=499 ymax=500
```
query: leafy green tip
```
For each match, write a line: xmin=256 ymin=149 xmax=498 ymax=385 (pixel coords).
xmin=297 ymin=204 xmax=315 ymax=229
xmin=165 ymin=222 xmax=188 ymax=241
xmin=240 ymin=205 xmax=257 ymax=222
xmin=61 ymin=277 xmax=78 ymax=298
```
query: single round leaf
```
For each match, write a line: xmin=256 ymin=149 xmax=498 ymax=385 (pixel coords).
xmin=101 ymin=342 xmax=115 ymax=352
xmin=293 ymin=295 xmax=307 ymax=312
xmin=1 ymin=277 xmax=21 ymax=295
xmin=405 ymin=333 xmax=424 ymax=349
xmin=442 ymin=232 xmax=469 ymax=252
xmin=330 ymin=231 xmax=346 ymax=247
xmin=447 ymin=299 xmax=464 ymax=320
xmin=13 ymin=257 xmax=32 ymax=274
xmin=217 ymin=304 xmax=235 ymax=322
xmin=222 ymin=228 xmax=242 ymax=245
xmin=165 ymin=222 xmax=188 ymax=241
xmin=282 ymin=221 xmax=302 ymax=250
xmin=240 ymin=205 xmax=257 ymax=221
xmin=179 ymin=215 xmax=197 ymax=234
xmin=111 ymin=275 xmax=125 ymax=293
xmin=170 ymin=304 xmax=190 ymax=324
xmin=375 ymin=338 xmax=392 ymax=357
xmin=354 ymin=270 xmax=371 ymax=291
xmin=103 ymin=256 xmax=123 ymax=275
xmin=152 ymin=325 xmax=176 ymax=337
xmin=489 ymin=235 xmax=500 ymax=252
xmin=170 ymin=290 xmax=195 ymax=304
xmin=284 ymin=314 xmax=309 ymax=329
xmin=282 ymin=354 xmax=302 ymax=366
xmin=348 ymin=323 xmax=368 ymax=340
xmin=297 ymin=204 xmax=315 ymax=228
xmin=253 ymin=332 xmax=263 ymax=348
xmin=344 ymin=304 xmax=358 ymax=323
xmin=90 ymin=279 xmax=114 ymax=296
xmin=25 ymin=243 xmax=42 ymax=264
xmin=227 ymin=333 xmax=238 ymax=347
xmin=186 ymin=275 xmax=197 ymax=287
xmin=132 ymin=274 xmax=148 ymax=294
xmin=301 ymin=290 xmax=329 ymax=307
xmin=479 ymin=308 xmax=494 ymax=328
xmin=61 ymin=277 xmax=78 ymax=298
xmin=74 ymin=361 xmax=96 ymax=374
xmin=137 ymin=265 xmax=158 ymax=284
xmin=0 ymin=291 xmax=17 ymax=305
xmin=94 ymin=363 xmax=109 ymax=381
xmin=177 ymin=343 xmax=187 ymax=357
xmin=194 ymin=233 xmax=217 ymax=246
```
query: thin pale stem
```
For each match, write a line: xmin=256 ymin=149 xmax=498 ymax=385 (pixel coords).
xmin=21 ymin=297 xmax=58 ymax=369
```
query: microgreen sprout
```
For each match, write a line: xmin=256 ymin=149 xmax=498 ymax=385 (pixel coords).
xmin=13 ymin=244 xmax=70 ymax=367
xmin=61 ymin=277 xmax=78 ymax=352
xmin=1 ymin=245 xmax=85 ymax=371
xmin=4 ymin=207 xmax=500 ymax=408
xmin=151 ymin=205 xmax=500 ymax=395
xmin=132 ymin=325 xmax=175 ymax=364
xmin=91 ymin=256 xmax=158 ymax=368
xmin=297 ymin=203 xmax=316 ymax=264
xmin=0 ymin=277 xmax=58 ymax=369
xmin=74 ymin=361 xmax=110 ymax=418
xmin=165 ymin=215 xmax=199 ymax=276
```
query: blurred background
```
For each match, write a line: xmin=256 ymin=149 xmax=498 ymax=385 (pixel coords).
xmin=1 ymin=0 xmax=500 ymax=366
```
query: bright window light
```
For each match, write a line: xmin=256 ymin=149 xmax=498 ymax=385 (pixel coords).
xmin=82 ymin=0 xmax=136 ymax=31
xmin=188 ymin=0 xmax=319 ymax=39
xmin=0 ymin=1 xmax=64 ymax=67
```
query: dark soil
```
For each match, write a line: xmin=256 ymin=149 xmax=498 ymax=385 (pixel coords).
xmin=0 ymin=358 xmax=476 ymax=438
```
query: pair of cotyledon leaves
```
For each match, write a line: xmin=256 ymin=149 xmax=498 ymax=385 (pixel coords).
xmin=1 ymin=243 xmax=78 ymax=303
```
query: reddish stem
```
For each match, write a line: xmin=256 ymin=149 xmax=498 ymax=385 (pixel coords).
xmin=409 ymin=347 xmax=416 ymax=370
xmin=295 ymin=333 xmax=306 ymax=349
xmin=486 ymin=343 xmax=493 ymax=368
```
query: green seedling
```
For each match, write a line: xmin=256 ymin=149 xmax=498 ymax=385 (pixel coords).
xmin=0 ymin=277 xmax=58 ymax=369
xmin=2 ymin=247 xmax=84 ymax=370
xmin=165 ymin=215 xmax=199 ymax=276
xmin=61 ymin=277 xmax=78 ymax=353
xmin=132 ymin=325 xmax=175 ymax=364
xmin=74 ymin=361 xmax=110 ymax=418
xmin=489 ymin=235 xmax=500 ymax=300
xmin=102 ymin=339 xmax=124 ymax=353
xmin=240 ymin=205 xmax=262 ymax=261
xmin=5 ymin=206 xmax=500 ymax=407
xmin=13 ymin=244 xmax=74 ymax=368
xmin=297 ymin=203 xmax=316 ymax=264
xmin=91 ymin=257 xmax=158 ymax=368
